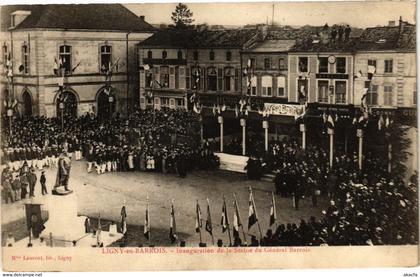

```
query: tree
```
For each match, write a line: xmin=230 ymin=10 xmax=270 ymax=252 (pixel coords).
xmin=171 ymin=3 xmax=194 ymax=28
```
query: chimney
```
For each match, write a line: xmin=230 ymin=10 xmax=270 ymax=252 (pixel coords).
xmin=388 ymin=21 xmax=395 ymax=27
xmin=399 ymin=16 xmax=405 ymax=34
xmin=257 ymin=24 xmax=268 ymax=41
xmin=139 ymin=15 xmax=145 ymax=21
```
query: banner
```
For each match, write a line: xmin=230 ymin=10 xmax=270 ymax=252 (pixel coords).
xmin=264 ymin=103 xmax=305 ymax=117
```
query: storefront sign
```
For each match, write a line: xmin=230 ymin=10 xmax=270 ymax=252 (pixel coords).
xmin=316 ymin=73 xmax=349 ymax=80
xmin=264 ymin=103 xmax=305 ymax=117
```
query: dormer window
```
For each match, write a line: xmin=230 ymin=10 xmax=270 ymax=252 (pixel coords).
xmin=10 ymin=10 xmax=31 ymax=28
xmin=162 ymin=50 xmax=167 ymax=59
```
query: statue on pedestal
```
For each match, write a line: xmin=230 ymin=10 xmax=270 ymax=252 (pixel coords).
xmin=53 ymin=144 xmax=72 ymax=195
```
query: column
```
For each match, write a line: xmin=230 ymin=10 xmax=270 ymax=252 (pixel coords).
xmin=300 ymin=123 xmax=306 ymax=150
xmin=263 ymin=120 xmax=269 ymax=152
xmin=218 ymin=116 xmax=224 ymax=152
xmin=328 ymin=128 xmax=334 ymax=169
xmin=240 ymin=118 xmax=246 ymax=156
xmin=357 ymin=128 xmax=363 ymax=171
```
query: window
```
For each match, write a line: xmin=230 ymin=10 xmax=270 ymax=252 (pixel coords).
xmin=298 ymin=79 xmax=308 ymax=102
xmin=177 ymin=50 xmax=183 ymax=60
xmin=249 ymin=58 xmax=255 ymax=69
xmin=217 ymin=68 xmax=223 ymax=91
xmin=160 ymin=66 xmax=169 ymax=87
xmin=234 ymin=69 xmax=239 ymax=91
xmin=413 ymin=83 xmax=417 ymax=105
xmin=207 ymin=67 xmax=217 ymax=91
xmin=298 ymin=57 xmax=308 ymax=72
xmin=278 ymin=58 xmax=286 ymax=70
xmin=191 ymin=67 xmax=201 ymax=90
xmin=366 ymin=85 xmax=378 ymax=105
xmin=383 ymin=85 xmax=393 ymax=105
xmin=318 ymin=57 xmax=328 ymax=73
xmin=100 ymin=45 xmax=112 ymax=72
xmin=193 ymin=51 xmax=199 ymax=61
xmin=264 ymin=58 xmax=271 ymax=69
xmin=177 ymin=98 xmax=185 ymax=107
xmin=276 ymin=76 xmax=286 ymax=97
xmin=317 ymin=80 xmax=329 ymax=103
xmin=226 ymin=51 xmax=232 ymax=61
xmin=145 ymin=72 xmax=153 ymax=88
xmin=186 ymin=67 xmax=190 ymax=90
xmin=175 ymin=66 xmax=179 ymax=89
xmin=147 ymin=50 xmax=153 ymax=59
xmin=224 ymin=68 xmax=234 ymax=91
xmin=367 ymin=59 xmax=377 ymax=68
xmin=335 ymin=81 xmax=346 ymax=103
xmin=161 ymin=97 xmax=170 ymax=107
xmin=384 ymin=59 xmax=393 ymax=73
xmin=209 ymin=50 xmax=215 ymax=61
xmin=22 ymin=44 xmax=29 ymax=74
xmin=261 ymin=76 xmax=272 ymax=97
xmin=250 ymin=76 xmax=257 ymax=96
xmin=59 ymin=45 xmax=72 ymax=74
xmin=336 ymin=57 xmax=346 ymax=73
xmin=162 ymin=50 xmax=167 ymax=59
xmin=3 ymin=45 xmax=8 ymax=67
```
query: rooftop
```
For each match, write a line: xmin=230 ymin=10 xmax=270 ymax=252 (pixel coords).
xmin=138 ymin=27 xmax=259 ymax=49
xmin=1 ymin=4 xmax=155 ymax=32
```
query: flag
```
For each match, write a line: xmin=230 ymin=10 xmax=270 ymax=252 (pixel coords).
xmin=367 ymin=65 xmax=376 ymax=80
xmin=97 ymin=213 xmax=102 ymax=246
xmin=326 ymin=114 xmax=335 ymax=130
xmin=144 ymin=197 xmax=150 ymax=239
xmin=269 ymin=192 xmax=277 ymax=226
xmin=205 ymin=199 xmax=212 ymax=235
xmin=142 ymin=64 xmax=150 ymax=71
xmin=212 ymin=104 xmax=216 ymax=116
xmin=239 ymin=98 xmax=246 ymax=113
xmin=58 ymin=76 xmax=64 ymax=88
xmin=120 ymin=205 xmax=127 ymax=235
xmin=322 ymin=112 xmax=327 ymax=124
xmin=217 ymin=104 xmax=221 ymax=115
xmin=189 ymin=93 xmax=196 ymax=103
xmin=235 ymin=105 xmax=239 ymax=118
xmin=71 ymin=61 xmax=81 ymax=73
xmin=378 ymin=115 xmax=384 ymax=130
xmin=354 ymin=70 xmax=363 ymax=79
xmin=169 ymin=202 xmax=177 ymax=243
xmin=193 ymin=103 xmax=202 ymax=114
xmin=195 ymin=200 xmax=202 ymax=233
xmin=247 ymin=59 xmax=252 ymax=68
xmin=248 ymin=187 xmax=258 ymax=230
xmin=221 ymin=104 xmax=226 ymax=112
xmin=385 ymin=115 xmax=390 ymax=128
xmin=221 ymin=197 xmax=229 ymax=233
xmin=233 ymin=198 xmax=242 ymax=238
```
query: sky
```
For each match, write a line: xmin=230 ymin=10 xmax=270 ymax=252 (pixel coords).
xmin=125 ymin=1 xmax=416 ymax=28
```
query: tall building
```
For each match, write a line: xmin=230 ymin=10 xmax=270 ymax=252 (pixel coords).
xmin=354 ymin=18 xmax=416 ymax=113
xmin=1 ymin=4 xmax=154 ymax=117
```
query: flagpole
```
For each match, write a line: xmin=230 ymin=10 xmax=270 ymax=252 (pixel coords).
xmin=272 ymin=191 xmax=278 ymax=229
xmin=250 ymin=187 xmax=263 ymax=240
xmin=206 ymin=198 xmax=215 ymax=245
xmin=223 ymin=195 xmax=232 ymax=246
xmin=147 ymin=195 xmax=151 ymax=246
xmin=196 ymin=200 xmax=202 ymax=244
xmin=233 ymin=193 xmax=247 ymax=245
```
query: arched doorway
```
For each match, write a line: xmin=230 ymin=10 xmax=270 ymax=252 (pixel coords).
xmin=56 ymin=90 xmax=78 ymax=117
xmin=97 ymin=87 xmax=116 ymax=119
xmin=22 ymin=90 xmax=32 ymax=116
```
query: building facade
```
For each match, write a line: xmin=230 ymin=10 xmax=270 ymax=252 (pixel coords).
xmin=1 ymin=4 xmax=154 ymax=118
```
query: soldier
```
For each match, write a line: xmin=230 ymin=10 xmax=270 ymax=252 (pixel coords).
xmin=40 ymin=171 xmax=47 ymax=195
xmin=28 ymin=168 xmax=37 ymax=197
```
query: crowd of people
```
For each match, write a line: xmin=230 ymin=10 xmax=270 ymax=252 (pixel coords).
xmin=1 ymin=108 xmax=220 ymax=203
xmin=241 ymin=136 xmax=418 ymax=246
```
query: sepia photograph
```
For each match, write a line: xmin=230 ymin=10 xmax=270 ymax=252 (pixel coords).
xmin=0 ymin=0 xmax=418 ymax=271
